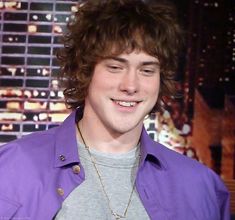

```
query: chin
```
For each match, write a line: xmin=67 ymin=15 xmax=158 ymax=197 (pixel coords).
xmin=111 ymin=121 xmax=142 ymax=135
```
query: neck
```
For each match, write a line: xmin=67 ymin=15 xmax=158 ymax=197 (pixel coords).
xmin=77 ymin=116 xmax=143 ymax=154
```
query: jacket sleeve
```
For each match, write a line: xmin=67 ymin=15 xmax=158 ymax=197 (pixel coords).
xmin=0 ymin=144 xmax=22 ymax=219
xmin=0 ymin=193 xmax=21 ymax=219
xmin=207 ymin=169 xmax=230 ymax=220
xmin=216 ymin=180 xmax=230 ymax=220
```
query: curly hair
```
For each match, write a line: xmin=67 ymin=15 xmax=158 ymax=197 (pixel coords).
xmin=57 ymin=0 xmax=183 ymax=112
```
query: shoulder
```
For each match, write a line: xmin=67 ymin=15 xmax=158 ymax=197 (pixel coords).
xmin=154 ymin=141 xmax=229 ymax=197
xmin=153 ymin=141 xmax=205 ymax=170
xmin=0 ymin=127 xmax=62 ymax=218
xmin=150 ymin=141 xmax=226 ymax=188
xmin=146 ymin=141 xmax=230 ymax=218
xmin=0 ymin=126 xmax=60 ymax=183
xmin=0 ymin=126 xmax=58 ymax=159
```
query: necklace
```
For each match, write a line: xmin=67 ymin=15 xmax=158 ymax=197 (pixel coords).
xmin=77 ymin=122 xmax=140 ymax=220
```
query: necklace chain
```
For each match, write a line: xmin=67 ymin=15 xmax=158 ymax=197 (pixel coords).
xmin=77 ymin=122 xmax=140 ymax=220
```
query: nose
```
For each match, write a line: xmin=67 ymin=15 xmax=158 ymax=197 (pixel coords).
xmin=119 ymin=70 xmax=139 ymax=95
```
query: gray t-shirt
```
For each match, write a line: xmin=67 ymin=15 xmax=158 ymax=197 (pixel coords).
xmin=55 ymin=141 xmax=150 ymax=220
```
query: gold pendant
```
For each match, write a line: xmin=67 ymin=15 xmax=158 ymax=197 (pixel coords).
xmin=112 ymin=212 xmax=125 ymax=219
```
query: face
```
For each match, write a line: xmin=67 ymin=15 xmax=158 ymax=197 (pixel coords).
xmin=83 ymin=50 xmax=160 ymax=136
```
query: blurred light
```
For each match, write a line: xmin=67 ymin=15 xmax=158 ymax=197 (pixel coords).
xmin=50 ymin=91 xmax=56 ymax=97
xmin=41 ymin=92 xmax=46 ymax=97
xmin=163 ymin=111 xmax=170 ymax=119
xmin=49 ymin=113 xmax=68 ymax=122
xmin=185 ymin=88 xmax=189 ymax=93
xmin=50 ymin=103 xmax=66 ymax=111
xmin=7 ymin=68 xmax=17 ymax=76
xmin=42 ymin=68 xmax=50 ymax=76
xmin=39 ymin=113 xmax=48 ymax=121
xmin=186 ymin=149 xmax=194 ymax=157
xmin=15 ymin=90 xmax=23 ymax=97
xmin=51 ymin=80 xmax=59 ymax=89
xmin=71 ymin=5 xmax=78 ymax=12
xmin=53 ymin=25 xmax=62 ymax=33
xmin=7 ymin=102 xmax=20 ymax=110
xmin=28 ymin=25 xmax=37 ymax=33
xmin=32 ymin=15 xmax=38 ymax=20
xmin=1 ymin=124 xmax=13 ymax=131
xmin=5 ymin=2 xmax=20 ymax=9
xmin=46 ymin=14 xmax=52 ymax=21
xmin=58 ymin=91 xmax=64 ymax=98
xmin=24 ymin=90 xmax=32 ymax=98
xmin=182 ymin=124 xmax=191 ymax=135
xmin=33 ymin=115 xmax=38 ymax=121
xmin=0 ymin=113 xmax=22 ymax=121
xmin=33 ymin=90 xmax=39 ymax=97
xmin=24 ymin=102 xmax=46 ymax=110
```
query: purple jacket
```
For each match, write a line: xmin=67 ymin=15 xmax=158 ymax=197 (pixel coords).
xmin=0 ymin=109 xmax=230 ymax=220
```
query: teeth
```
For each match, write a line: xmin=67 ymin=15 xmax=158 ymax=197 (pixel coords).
xmin=115 ymin=101 xmax=137 ymax=107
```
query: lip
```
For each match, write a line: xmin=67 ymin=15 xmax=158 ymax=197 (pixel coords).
xmin=111 ymin=98 xmax=142 ymax=110
xmin=111 ymin=98 xmax=142 ymax=103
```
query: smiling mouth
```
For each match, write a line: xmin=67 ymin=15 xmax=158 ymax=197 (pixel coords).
xmin=111 ymin=99 xmax=141 ymax=107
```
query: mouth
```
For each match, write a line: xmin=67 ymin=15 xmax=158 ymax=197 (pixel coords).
xmin=111 ymin=99 xmax=141 ymax=107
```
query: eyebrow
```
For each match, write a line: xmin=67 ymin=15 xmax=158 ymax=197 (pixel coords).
xmin=104 ymin=56 xmax=160 ymax=66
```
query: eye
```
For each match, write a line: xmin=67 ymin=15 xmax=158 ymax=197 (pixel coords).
xmin=140 ymin=68 xmax=156 ymax=76
xmin=106 ymin=64 xmax=124 ymax=73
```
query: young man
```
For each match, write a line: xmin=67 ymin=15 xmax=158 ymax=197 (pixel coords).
xmin=0 ymin=0 xmax=230 ymax=219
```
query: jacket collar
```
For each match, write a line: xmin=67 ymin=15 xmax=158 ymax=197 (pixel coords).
xmin=140 ymin=128 xmax=168 ymax=170
xmin=54 ymin=110 xmax=80 ymax=167
xmin=54 ymin=108 xmax=168 ymax=169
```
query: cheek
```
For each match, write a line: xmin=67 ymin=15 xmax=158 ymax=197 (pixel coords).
xmin=143 ymin=79 xmax=160 ymax=96
xmin=89 ymin=77 xmax=107 ymax=94
xmin=91 ymin=73 xmax=117 ymax=92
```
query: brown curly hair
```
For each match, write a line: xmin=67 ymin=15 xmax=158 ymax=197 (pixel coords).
xmin=57 ymin=0 xmax=183 ymax=112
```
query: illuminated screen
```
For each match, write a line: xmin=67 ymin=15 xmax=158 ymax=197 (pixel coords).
xmin=0 ymin=1 xmax=78 ymax=144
